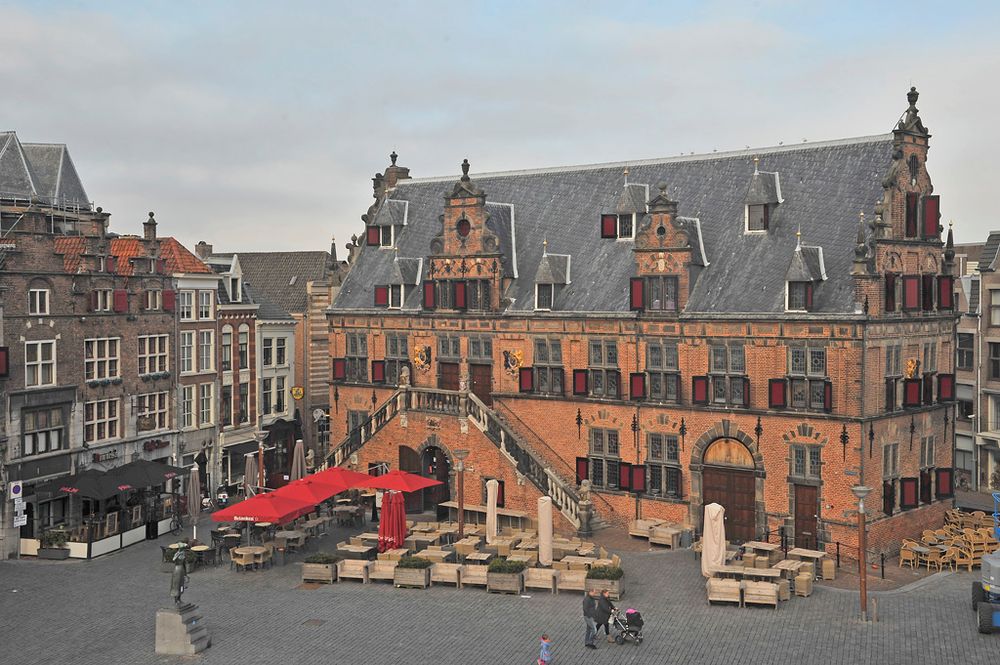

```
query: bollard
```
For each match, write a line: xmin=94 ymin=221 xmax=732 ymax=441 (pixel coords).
xmin=880 ymin=553 xmax=885 ymax=579
xmin=836 ymin=542 xmax=841 ymax=568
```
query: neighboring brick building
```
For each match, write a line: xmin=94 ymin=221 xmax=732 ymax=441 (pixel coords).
xmin=326 ymin=88 xmax=958 ymax=556
xmin=0 ymin=132 xmax=182 ymax=556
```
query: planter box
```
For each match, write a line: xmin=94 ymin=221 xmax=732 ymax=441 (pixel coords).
xmin=487 ymin=571 xmax=523 ymax=595
xmin=394 ymin=566 xmax=430 ymax=589
xmin=38 ymin=547 xmax=70 ymax=560
xmin=585 ymin=576 xmax=624 ymax=600
xmin=302 ymin=562 xmax=337 ymax=584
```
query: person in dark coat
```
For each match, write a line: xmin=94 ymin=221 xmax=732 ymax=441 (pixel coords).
xmin=582 ymin=589 xmax=599 ymax=649
xmin=595 ymin=589 xmax=617 ymax=642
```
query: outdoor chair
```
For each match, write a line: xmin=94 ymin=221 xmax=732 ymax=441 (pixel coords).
xmin=599 ymin=546 xmax=609 ymax=559
xmin=920 ymin=548 xmax=942 ymax=571
xmin=430 ymin=563 xmax=462 ymax=587
xmin=368 ymin=560 xmax=396 ymax=583
xmin=953 ymin=547 xmax=976 ymax=572
xmin=523 ymin=568 xmax=558 ymax=594
xmin=898 ymin=546 xmax=918 ymax=569
xmin=556 ymin=570 xmax=587 ymax=594
xmin=611 ymin=554 xmax=621 ymax=568
xmin=938 ymin=547 xmax=957 ymax=572
xmin=459 ymin=565 xmax=488 ymax=589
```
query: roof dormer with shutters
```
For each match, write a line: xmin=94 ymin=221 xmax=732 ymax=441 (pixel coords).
xmin=784 ymin=230 xmax=826 ymax=312
xmin=744 ymin=156 xmax=783 ymax=233
xmin=533 ymin=239 xmax=570 ymax=311
xmin=628 ymin=184 xmax=707 ymax=314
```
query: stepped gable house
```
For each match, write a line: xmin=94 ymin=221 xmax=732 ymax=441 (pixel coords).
xmin=326 ymin=89 xmax=957 ymax=552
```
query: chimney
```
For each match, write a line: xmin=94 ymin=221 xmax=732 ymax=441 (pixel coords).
xmin=195 ymin=241 xmax=213 ymax=259
xmin=143 ymin=211 xmax=157 ymax=241
xmin=383 ymin=151 xmax=411 ymax=190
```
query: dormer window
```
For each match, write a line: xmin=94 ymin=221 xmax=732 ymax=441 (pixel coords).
xmin=600 ymin=213 xmax=635 ymax=240
xmin=787 ymin=281 xmax=813 ymax=311
xmin=746 ymin=204 xmax=769 ymax=232
xmin=389 ymin=284 xmax=402 ymax=309
xmin=229 ymin=277 xmax=241 ymax=303
xmin=536 ymin=283 xmax=554 ymax=310
xmin=381 ymin=225 xmax=393 ymax=248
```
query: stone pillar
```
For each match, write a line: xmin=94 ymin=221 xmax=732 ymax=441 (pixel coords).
xmin=577 ymin=479 xmax=593 ymax=537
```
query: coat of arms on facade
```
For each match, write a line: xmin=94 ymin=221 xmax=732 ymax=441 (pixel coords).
xmin=904 ymin=358 xmax=920 ymax=379
xmin=503 ymin=350 xmax=523 ymax=376
xmin=413 ymin=346 xmax=432 ymax=373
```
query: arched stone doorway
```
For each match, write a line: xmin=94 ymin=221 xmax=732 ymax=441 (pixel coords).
xmin=420 ymin=445 xmax=451 ymax=510
xmin=689 ymin=421 xmax=766 ymax=544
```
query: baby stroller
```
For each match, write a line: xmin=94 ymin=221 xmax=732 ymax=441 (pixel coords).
xmin=611 ymin=608 xmax=643 ymax=645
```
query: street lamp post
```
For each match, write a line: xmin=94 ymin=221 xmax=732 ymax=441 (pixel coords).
xmin=454 ymin=449 xmax=469 ymax=538
xmin=631 ymin=413 xmax=640 ymax=520
xmin=254 ymin=430 xmax=267 ymax=493
xmin=851 ymin=485 xmax=871 ymax=622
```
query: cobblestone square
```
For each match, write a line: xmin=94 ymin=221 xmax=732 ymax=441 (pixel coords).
xmin=0 ymin=521 xmax=996 ymax=665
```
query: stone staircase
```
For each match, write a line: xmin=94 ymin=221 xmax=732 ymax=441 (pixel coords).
xmin=154 ymin=603 xmax=210 ymax=655
xmin=323 ymin=386 xmax=598 ymax=533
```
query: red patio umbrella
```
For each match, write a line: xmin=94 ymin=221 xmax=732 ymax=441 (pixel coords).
xmin=358 ymin=469 xmax=443 ymax=493
xmin=311 ymin=466 xmax=373 ymax=490
xmin=377 ymin=490 xmax=407 ymax=553
xmin=211 ymin=492 xmax=313 ymax=525
xmin=276 ymin=478 xmax=340 ymax=505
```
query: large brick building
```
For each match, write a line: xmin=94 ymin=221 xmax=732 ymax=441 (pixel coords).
xmin=326 ymin=88 xmax=956 ymax=554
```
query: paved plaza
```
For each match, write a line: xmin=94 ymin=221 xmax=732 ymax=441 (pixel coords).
xmin=0 ymin=521 xmax=996 ymax=665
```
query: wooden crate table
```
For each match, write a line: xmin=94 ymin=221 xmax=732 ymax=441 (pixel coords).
xmin=506 ymin=553 xmax=535 ymax=566
xmin=356 ymin=532 xmax=381 ymax=546
xmin=772 ymin=559 xmax=805 ymax=580
xmin=743 ymin=540 xmax=781 ymax=565
xmin=439 ymin=501 xmax=530 ymax=530
xmin=377 ymin=548 xmax=409 ymax=561
xmin=649 ymin=526 xmax=682 ymax=549
xmin=336 ymin=543 xmax=376 ymax=560
xmin=788 ymin=547 xmax=827 ymax=577
xmin=415 ymin=548 xmax=454 ymax=563
xmin=454 ymin=537 xmax=482 ymax=557
xmin=710 ymin=565 xmax=749 ymax=579
xmin=464 ymin=552 xmax=494 ymax=565
xmin=741 ymin=568 xmax=781 ymax=581
xmin=404 ymin=533 xmax=441 ymax=550
xmin=561 ymin=555 xmax=613 ymax=569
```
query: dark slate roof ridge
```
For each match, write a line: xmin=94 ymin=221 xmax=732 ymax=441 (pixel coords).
xmin=22 ymin=142 xmax=91 ymax=206
xmin=484 ymin=201 xmax=518 ymax=278
xmin=981 ymin=231 xmax=1000 ymax=271
xmin=675 ymin=216 xmax=709 ymax=266
xmin=0 ymin=131 xmax=39 ymax=195
xmin=394 ymin=134 xmax=892 ymax=184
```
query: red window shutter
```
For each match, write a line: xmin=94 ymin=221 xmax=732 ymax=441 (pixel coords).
xmin=88 ymin=290 xmax=98 ymax=312
xmin=629 ymin=372 xmax=646 ymax=400
xmin=371 ymin=360 xmax=386 ymax=383
xmin=422 ymin=281 xmax=435 ymax=309
xmin=519 ymin=367 xmax=534 ymax=393
xmin=900 ymin=478 xmax=918 ymax=510
xmin=692 ymin=376 xmax=709 ymax=405
xmin=882 ymin=480 xmax=895 ymax=516
xmin=741 ymin=377 xmax=751 ymax=408
xmin=454 ymin=282 xmax=467 ymax=309
xmin=885 ymin=273 xmax=896 ymax=312
xmin=600 ymin=214 xmax=618 ymax=239
xmin=332 ymin=358 xmax=347 ymax=381
xmin=901 ymin=276 xmax=920 ymax=311
xmin=804 ymin=283 xmax=814 ymax=310
xmin=573 ymin=369 xmax=588 ymax=396
xmin=935 ymin=468 xmax=953 ymax=498
xmin=374 ymin=285 xmax=389 ymax=307
xmin=575 ymin=457 xmax=589 ymax=484
xmin=885 ymin=378 xmax=897 ymax=412
xmin=157 ymin=258 xmax=167 ymax=274
xmin=366 ymin=225 xmax=381 ymax=246
xmin=112 ymin=288 xmax=128 ymax=313
xmin=630 ymin=277 xmax=645 ymax=311
xmin=162 ymin=290 xmax=175 ymax=312
xmin=937 ymin=373 xmax=955 ymax=402
xmin=905 ymin=192 xmax=919 ymax=237
xmin=0 ymin=346 xmax=8 ymax=377
xmin=630 ymin=465 xmax=647 ymax=494
xmin=921 ymin=274 xmax=934 ymax=311
xmin=936 ymin=276 xmax=953 ymax=310
xmin=903 ymin=378 xmax=922 ymax=407
xmin=618 ymin=462 xmax=632 ymax=492
xmin=496 ymin=480 xmax=505 ymax=508
xmin=922 ymin=194 xmax=940 ymax=239
xmin=823 ymin=380 xmax=833 ymax=413
xmin=768 ymin=378 xmax=786 ymax=408
xmin=922 ymin=376 xmax=933 ymax=405
xmin=106 ymin=256 xmax=117 ymax=273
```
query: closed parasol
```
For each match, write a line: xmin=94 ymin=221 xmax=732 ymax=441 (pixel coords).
xmin=377 ymin=490 xmax=407 ymax=553
xmin=289 ymin=439 xmax=307 ymax=481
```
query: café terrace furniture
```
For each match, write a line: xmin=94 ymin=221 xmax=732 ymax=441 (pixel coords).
xmin=706 ymin=578 xmax=743 ymax=606
xmin=524 ymin=567 xmax=559 ymax=594
xmin=430 ymin=563 xmax=463 ymax=587
xmin=337 ymin=559 xmax=370 ymax=583
xmin=556 ymin=569 xmax=587 ymax=594
xmin=368 ymin=560 xmax=397 ymax=583
xmin=743 ymin=581 xmax=779 ymax=609
xmin=459 ymin=564 xmax=488 ymax=589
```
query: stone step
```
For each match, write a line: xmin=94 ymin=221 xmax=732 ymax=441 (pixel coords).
xmin=188 ymin=625 xmax=209 ymax=642
xmin=191 ymin=635 xmax=211 ymax=654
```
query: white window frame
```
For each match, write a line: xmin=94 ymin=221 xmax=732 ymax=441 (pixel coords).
xmin=136 ymin=392 xmax=169 ymax=431
xmin=84 ymin=398 xmax=120 ymax=443
xmin=179 ymin=291 xmax=195 ymax=321
xmin=616 ymin=213 xmax=635 ymax=241
xmin=198 ymin=291 xmax=214 ymax=320
xmin=535 ymin=283 xmax=554 ymax=311
xmin=138 ymin=335 xmax=169 ymax=375
xmin=96 ymin=289 xmax=113 ymax=312
xmin=199 ymin=383 xmax=214 ymax=426
xmin=198 ymin=330 xmax=214 ymax=372
xmin=25 ymin=340 xmax=57 ymax=387
xmin=181 ymin=385 xmax=195 ymax=429
xmin=145 ymin=289 xmax=162 ymax=311
xmin=262 ymin=378 xmax=273 ymax=415
xmin=379 ymin=225 xmax=394 ymax=249
xmin=389 ymin=284 xmax=402 ymax=309
xmin=29 ymin=288 xmax=50 ymax=315
xmin=276 ymin=376 xmax=286 ymax=414
xmin=745 ymin=204 xmax=769 ymax=233
xmin=276 ymin=338 xmax=287 ymax=366
xmin=84 ymin=337 xmax=120 ymax=380
xmin=180 ymin=332 xmax=195 ymax=374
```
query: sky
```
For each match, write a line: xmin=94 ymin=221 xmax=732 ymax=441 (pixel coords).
xmin=3 ymin=1 xmax=1000 ymax=254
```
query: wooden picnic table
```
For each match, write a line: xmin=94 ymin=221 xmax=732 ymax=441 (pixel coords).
xmin=711 ymin=565 xmax=749 ymax=579
xmin=405 ymin=533 xmax=440 ymax=549
xmin=465 ymin=552 xmax=494 ymax=565
xmin=743 ymin=540 xmax=779 ymax=552
xmin=788 ymin=547 xmax=827 ymax=561
xmin=336 ymin=543 xmax=376 ymax=560
xmin=741 ymin=568 xmax=782 ymax=580
xmin=506 ymin=553 xmax=535 ymax=565
xmin=772 ymin=559 xmax=805 ymax=578
xmin=377 ymin=548 xmax=409 ymax=561
xmin=415 ymin=549 xmax=453 ymax=563
xmin=562 ymin=555 xmax=613 ymax=569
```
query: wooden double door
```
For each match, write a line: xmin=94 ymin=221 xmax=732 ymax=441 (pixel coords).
xmin=437 ymin=362 xmax=493 ymax=406
xmin=702 ymin=466 xmax=756 ymax=544
xmin=793 ymin=484 xmax=819 ymax=549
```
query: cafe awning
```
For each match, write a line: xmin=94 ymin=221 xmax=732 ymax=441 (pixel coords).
xmin=34 ymin=468 xmax=132 ymax=501
xmin=211 ymin=492 xmax=313 ymax=525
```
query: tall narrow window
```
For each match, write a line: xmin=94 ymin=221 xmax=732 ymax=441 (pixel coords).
xmin=262 ymin=378 xmax=273 ymax=415
xmin=28 ymin=288 xmax=50 ymax=315
xmin=533 ymin=338 xmax=564 ymax=395
xmin=386 ymin=333 xmax=409 ymax=386
xmin=789 ymin=347 xmax=827 ymax=411
xmin=198 ymin=291 xmax=213 ymax=319
xmin=262 ymin=338 xmax=274 ymax=367
xmin=957 ymin=333 xmax=974 ymax=370
xmin=588 ymin=339 xmax=620 ymax=398
xmin=198 ymin=331 xmax=214 ymax=372
xmin=221 ymin=328 xmax=233 ymax=371
xmin=180 ymin=332 xmax=194 ymax=374
xmin=199 ymin=383 xmax=214 ymax=426
xmin=588 ymin=428 xmax=621 ymax=490
xmin=181 ymin=385 xmax=195 ymax=428
xmin=647 ymin=339 xmax=680 ymax=403
xmin=276 ymin=377 xmax=286 ymax=413
xmin=346 ymin=332 xmax=368 ymax=382
xmin=536 ymin=284 xmax=554 ymax=310
xmin=221 ymin=386 xmax=232 ymax=426
xmin=746 ymin=204 xmax=768 ymax=231
xmin=238 ymin=326 xmax=249 ymax=370
xmin=276 ymin=338 xmax=286 ymax=365
xmin=179 ymin=291 xmax=194 ymax=320
xmin=238 ymin=382 xmax=249 ymax=424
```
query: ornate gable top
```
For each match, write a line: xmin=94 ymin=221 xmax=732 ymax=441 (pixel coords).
xmin=647 ymin=183 xmax=678 ymax=214
xmin=896 ymin=86 xmax=930 ymax=137
xmin=447 ymin=158 xmax=484 ymax=199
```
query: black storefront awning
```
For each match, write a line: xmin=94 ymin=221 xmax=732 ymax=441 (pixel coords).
xmin=224 ymin=440 xmax=261 ymax=458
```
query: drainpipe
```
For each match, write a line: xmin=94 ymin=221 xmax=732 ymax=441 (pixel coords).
xmin=974 ymin=272 xmax=983 ymax=490
xmin=860 ymin=313 xmax=868 ymax=490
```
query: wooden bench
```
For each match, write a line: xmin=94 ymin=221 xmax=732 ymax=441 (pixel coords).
xmin=628 ymin=518 xmax=665 ymax=539
xmin=556 ymin=569 xmax=587 ymax=594
xmin=460 ymin=565 xmax=488 ymax=589
xmin=336 ymin=559 xmax=370 ymax=584
xmin=368 ymin=560 xmax=396 ymax=583
xmin=430 ymin=563 xmax=462 ymax=587
xmin=649 ymin=526 xmax=681 ymax=549
xmin=744 ymin=581 xmax=778 ymax=609
xmin=706 ymin=578 xmax=742 ymax=606
xmin=524 ymin=568 xmax=558 ymax=594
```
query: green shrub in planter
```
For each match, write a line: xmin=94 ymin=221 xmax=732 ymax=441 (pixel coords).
xmin=396 ymin=556 xmax=433 ymax=569
xmin=303 ymin=552 xmax=342 ymax=565
xmin=586 ymin=565 xmax=624 ymax=580
xmin=487 ymin=558 xmax=527 ymax=574
xmin=40 ymin=529 xmax=69 ymax=549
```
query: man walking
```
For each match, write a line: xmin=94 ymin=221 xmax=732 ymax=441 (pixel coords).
xmin=582 ymin=589 xmax=599 ymax=649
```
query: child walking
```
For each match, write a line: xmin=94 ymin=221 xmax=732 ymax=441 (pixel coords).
xmin=538 ymin=634 xmax=553 ymax=664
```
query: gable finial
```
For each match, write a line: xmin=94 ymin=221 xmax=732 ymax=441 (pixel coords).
xmin=795 ymin=225 xmax=802 ymax=250
xmin=542 ymin=238 xmax=548 ymax=256
xmin=623 ymin=166 xmax=629 ymax=187
xmin=752 ymin=155 xmax=760 ymax=175
xmin=390 ymin=150 xmax=398 ymax=166
xmin=461 ymin=158 xmax=470 ymax=182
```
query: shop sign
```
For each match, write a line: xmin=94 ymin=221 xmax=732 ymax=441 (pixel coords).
xmin=143 ymin=439 xmax=170 ymax=452
xmin=92 ymin=449 xmax=120 ymax=463
xmin=290 ymin=386 xmax=304 ymax=400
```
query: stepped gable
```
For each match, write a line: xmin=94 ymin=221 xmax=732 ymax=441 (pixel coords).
xmin=333 ymin=135 xmax=893 ymax=314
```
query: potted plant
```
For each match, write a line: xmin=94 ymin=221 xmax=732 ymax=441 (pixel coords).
xmin=585 ymin=565 xmax=625 ymax=600
xmin=487 ymin=557 xmax=526 ymax=594
xmin=38 ymin=528 xmax=71 ymax=560
xmin=393 ymin=556 xmax=433 ymax=588
xmin=301 ymin=552 xmax=341 ymax=584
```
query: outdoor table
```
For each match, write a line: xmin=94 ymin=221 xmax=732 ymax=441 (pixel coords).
xmin=562 ymin=555 xmax=613 ymax=569
xmin=302 ymin=518 xmax=326 ymax=536
xmin=415 ymin=548 xmax=453 ymax=563
xmin=377 ymin=548 xmax=409 ymax=561
xmin=465 ymin=552 xmax=494 ymax=565
xmin=507 ymin=553 xmax=534 ymax=566
xmin=742 ymin=568 xmax=782 ymax=580
xmin=909 ymin=545 xmax=929 ymax=555
xmin=405 ymin=533 xmax=440 ymax=550
xmin=357 ymin=532 xmax=381 ymax=545
xmin=336 ymin=544 xmax=376 ymax=560
xmin=168 ymin=542 xmax=186 ymax=550
xmin=711 ymin=565 xmax=748 ymax=579
xmin=788 ymin=547 xmax=827 ymax=561
xmin=773 ymin=559 xmax=805 ymax=578
xmin=233 ymin=545 xmax=266 ymax=570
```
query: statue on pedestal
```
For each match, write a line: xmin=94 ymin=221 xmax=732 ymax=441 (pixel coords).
xmin=170 ymin=544 xmax=190 ymax=605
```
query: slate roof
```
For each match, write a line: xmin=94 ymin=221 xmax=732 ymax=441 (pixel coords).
xmin=968 ymin=277 xmax=981 ymax=315
xmin=980 ymin=232 xmax=1000 ymax=272
xmin=333 ymin=135 xmax=894 ymax=315
xmin=744 ymin=171 xmax=782 ymax=205
xmin=0 ymin=132 xmax=90 ymax=208
xmin=228 ymin=252 xmax=333 ymax=314
xmin=244 ymin=285 xmax=293 ymax=321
